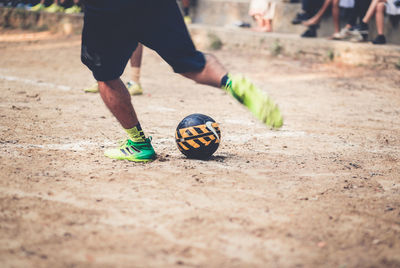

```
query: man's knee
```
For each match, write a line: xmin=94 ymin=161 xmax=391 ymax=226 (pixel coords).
xmin=203 ymin=54 xmax=220 ymax=68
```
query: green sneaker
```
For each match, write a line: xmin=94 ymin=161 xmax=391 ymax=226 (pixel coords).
xmin=127 ymin=81 xmax=143 ymax=96
xmin=45 ymin=3 xmax=64 ymax=13
xmin=223 ymin=74 xmax=283 ymax=129
xmin=83 ymin=83 xmax=99 ymax=93
xmin=83 ymin=82 xmax=143 ymax=96
xmin=30 ymin=3 xmax=45 ymax=11
xmin=65 ymin=5 xmax=81 ymax=14
xmin=104 ymin=138 xmax=156 ymax=162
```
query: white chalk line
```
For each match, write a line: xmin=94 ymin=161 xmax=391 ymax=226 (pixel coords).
xmin=0 ymin=140 xmax=114 ymax=152
xmin=147 ymin=105 xmax=176 ymax=112
xmin=0 ymin=131 xmax=306 ymax=153
xmin=225 ymin=130 xmax=308 ymax=142
xmin=0 ymin=74 xmax=72 ymax=91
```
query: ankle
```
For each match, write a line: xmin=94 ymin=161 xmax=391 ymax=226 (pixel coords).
xmin=125 ymin=123 xmax=146 ymax=142
xmin=220 ymin=73 xmax=230 ymax=88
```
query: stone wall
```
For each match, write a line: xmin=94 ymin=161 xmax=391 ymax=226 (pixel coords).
xmin=0 ymin=7 xmax=83 ymax=35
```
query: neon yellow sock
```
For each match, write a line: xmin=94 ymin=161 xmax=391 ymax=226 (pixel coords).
xmin=125 ymin=124 xmax=146 ymax=142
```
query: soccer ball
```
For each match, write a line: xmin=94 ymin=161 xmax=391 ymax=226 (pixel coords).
xmin=175 ymin=114 xmax=221 ymax=159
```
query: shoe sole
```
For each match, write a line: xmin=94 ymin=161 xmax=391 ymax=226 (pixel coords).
xmin=105 ymin=154 xmax=156 ymax=162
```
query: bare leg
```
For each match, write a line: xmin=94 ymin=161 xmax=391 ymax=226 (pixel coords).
xmin=332 ymin=0 xmax=340 ymax=33
xmin=129 ymin=43 xmax=143 ymax=83
xmin=182 ymin=0 xmax=190 ymax=16
xmin=182 ymin=0 xmax=190 ymax=8
xmin=182 ymin=53 xmax=282 ymax=128
xmin=181 ymin=54 xmax=227 ymax=88
xmin=252 ymin=14 xmax=269 ymax=32
xmin=363 ymin=0 xmax=382 ymax=23
xmin=265 ymin=19 xmax=273 ymax=32
xmin=130 ymin=43 xmax=143 ymax=68
xmin=303 ymin=0 xmax=333 ymax=26
xmin=98 ymin=79 xmax=139 ymax=129
xmin=375 ymin=1 xmax=385 ymax=35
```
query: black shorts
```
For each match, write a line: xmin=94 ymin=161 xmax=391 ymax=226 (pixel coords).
xmin=81 ymin=0 xmax=205 ymax=81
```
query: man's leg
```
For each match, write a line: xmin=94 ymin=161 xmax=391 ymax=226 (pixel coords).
xmin=96 ymin=78 xmax=155 ymax=162
xmin=363 ymin=0 xmax=381 ymax=23
xmin=139 ymin=0 xmax=283 ymax=128
xmin=375 ymin=1 xmax=385 ymax=35
xmin=372 ymin=1 xmax=386 ymax=44
xmin=127 ymin=43 xmax=144 ymax=95
xmin=352 ymin=0 xmax=384 ymax=40
xmin=332 ymin=0 xmax=340 ymax=33
xmin=357 ymin=0 xmax=372 ymax=21
xmin=84 ymin=43 xmax=144 ymax=95
xmin=302 ymin=0 xmax=332 ymax=26
xmin=81 ymin=6 xmax=156 ymax=162
xmin=98 ymin=79 xmax=138 ymax=129
xmin=182 ymin=0 xmax=192 ymax=23
xmin=182 ymin=54 xmax=283 ymax=128
xmin=180 ymin=54 xmax=226 ymax=87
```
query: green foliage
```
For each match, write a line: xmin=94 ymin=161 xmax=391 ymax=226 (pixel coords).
xmin=396 ymin=59 xmax=400 ymax=70
xmin=271 ymin=40 xmax=283 ymax=56
xmin=327 ymin=50 xmax=335 ymax=61
xmin=208 ymin=33 xmax=222 ymax=50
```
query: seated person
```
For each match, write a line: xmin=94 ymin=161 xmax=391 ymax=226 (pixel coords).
xmin=249 ymin=0 xmax=278 ymax=32
xmin=291 ymin=0 xmax=324 ymax=37
xmin=353 ymin=0 xmax=400 ymax=44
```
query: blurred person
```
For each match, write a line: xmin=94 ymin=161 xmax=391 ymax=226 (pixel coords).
xmin=182 ymin=0 xmax=192 ymax=24
xmin=249 ymin=0 xmax=278 ymax=32
xmin=81 ymin=0 xmax=283 ymax=162
xmin=353 ymin=0 xmax=400 ymax=44
xmin=302 ymin=0 xmax=362 ymax=40
xmin=302 ymin=0 xmax=342 ymax=38
xmin=334 ymin=0 xmax=371 ymax=41
xmin=291 ymin=0 xmax=324 ymax=37
xmin=84 ymin=43 xmax=145 ymax=95
xmin=292 ymin=0 xmax=323 ymax=24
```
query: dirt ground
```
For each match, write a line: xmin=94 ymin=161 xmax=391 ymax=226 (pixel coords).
xmin=0 ymin=29 xmax=399 ymax=268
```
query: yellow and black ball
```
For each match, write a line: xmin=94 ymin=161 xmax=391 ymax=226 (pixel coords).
xmin=175 ymin=114 xmax=221 ymax=159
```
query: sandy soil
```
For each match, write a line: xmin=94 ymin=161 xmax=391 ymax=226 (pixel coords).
xmin=0 ymin=29 xmax=399 ymax=268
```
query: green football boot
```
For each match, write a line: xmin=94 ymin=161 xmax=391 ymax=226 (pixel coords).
xmin=223 ymin=74 xmax=283 ymax=129
xmin=104 ymin=138 xmax=156 ymax=162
